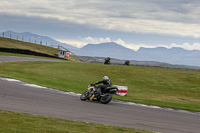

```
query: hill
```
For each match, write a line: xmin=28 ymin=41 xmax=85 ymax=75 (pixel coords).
xmin=1 ymin=31 xmax=78 ymax=50
xmin=74 ymin=42 xmax=136 ymax=59
xmin=0 ymin=37 xmax=58 ymax=57
xmin=136 ymin=47 xmax=200 ymax=66
xmin=0 ymin=37 xmax=81 ymax=62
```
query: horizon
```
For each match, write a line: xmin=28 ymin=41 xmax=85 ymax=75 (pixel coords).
xmin=1 ymin=30 xmax=199 ymax=52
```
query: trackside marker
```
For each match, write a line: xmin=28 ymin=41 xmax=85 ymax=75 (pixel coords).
xmin=115 ymin=85 xmax=128 ymax=96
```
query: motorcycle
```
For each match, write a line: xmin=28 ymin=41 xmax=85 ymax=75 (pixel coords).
xmin=104 ymin=57 xmax=111 ymax=65
xmin=80 ymin=85 xmax=118 ymax=104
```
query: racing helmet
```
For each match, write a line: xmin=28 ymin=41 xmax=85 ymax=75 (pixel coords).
xmin=103 ymin=76 xmax=109 ymax=80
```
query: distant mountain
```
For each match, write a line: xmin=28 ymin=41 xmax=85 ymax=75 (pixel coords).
xmin=0 ymin=31 xmax=78 ymax=50
xmin=137 ymin=47 xmax=191 ymax=57
xmin=72 ymin=42 xmax=136 ymax=59
xmin=71 ymin=43 xmax=200 ymax=67
xmin=136 ymin=47 xmax=200 ymax=66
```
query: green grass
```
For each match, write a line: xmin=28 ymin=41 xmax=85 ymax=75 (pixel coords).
xmin=0 ymin=61 xmax=200 ymax=111
xmin=0 ymin=110 xmax=152 ymax=133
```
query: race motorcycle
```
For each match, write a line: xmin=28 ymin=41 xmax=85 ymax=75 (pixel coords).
xmin=80 ymin=85 xmax=118 ymax=104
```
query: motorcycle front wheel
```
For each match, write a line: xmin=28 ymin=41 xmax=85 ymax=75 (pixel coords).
xmin=80 ymin=91 xmax=89 ymax=101
xmin=100 ymin=94 xmax=112 ymax=104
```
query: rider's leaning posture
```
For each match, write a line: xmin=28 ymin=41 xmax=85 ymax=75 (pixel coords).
xmin=90 ymin=76 xmax=112 ymax=94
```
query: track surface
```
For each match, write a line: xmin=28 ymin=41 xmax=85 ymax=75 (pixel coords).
xmin=0 ymin=56 xmax=200 ymax=133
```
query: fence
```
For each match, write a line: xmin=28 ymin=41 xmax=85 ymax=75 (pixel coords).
xmin=0 ymin=32 xmax=57 ymax=48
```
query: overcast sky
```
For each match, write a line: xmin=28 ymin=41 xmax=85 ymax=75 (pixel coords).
xmin=1 ymin=0 xmax=200 ymax=50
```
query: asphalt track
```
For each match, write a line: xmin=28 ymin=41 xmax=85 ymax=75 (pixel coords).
xmin=0 ymin=56 xmax=200 ymax=133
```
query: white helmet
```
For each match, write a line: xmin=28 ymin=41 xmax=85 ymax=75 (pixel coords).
xmin=103 ymin=76 xmax=109 ymax=80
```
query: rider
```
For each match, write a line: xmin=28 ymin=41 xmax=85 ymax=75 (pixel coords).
xmin=104 ymin=57 xmax=111 ymax=64
xmin=91 ymin=76 xmax=112 ymax=93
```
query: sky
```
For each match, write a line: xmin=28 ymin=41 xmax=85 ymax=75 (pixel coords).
xmin=1 ymin=0 xmax=200 ymax=51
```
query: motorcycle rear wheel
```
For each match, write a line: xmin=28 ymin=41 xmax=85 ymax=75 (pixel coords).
xmin=80 ymin=91 xmax=89 ymax=101
xmin=100 ymin=94 xmax=112 ymax=104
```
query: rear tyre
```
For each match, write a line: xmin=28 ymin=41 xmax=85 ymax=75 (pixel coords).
xmin=100 ymin=94 xmax=112 ymax=104
xmin=80 ymin=91 xmax=89 ymax=101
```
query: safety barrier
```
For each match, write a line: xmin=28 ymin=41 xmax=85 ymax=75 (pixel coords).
xmin=115 ymin=85 xmax=128 ymax=96
xmin=0 ymin=47 xmax=58 ymax=58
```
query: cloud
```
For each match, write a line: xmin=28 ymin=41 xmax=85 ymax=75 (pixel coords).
xmin=81 ymin=37 xmax=111 ymax=44
xmin=75 ymin=36 xmax=146 ymax=50
xmin=1 ymin=0 xmax=200 ymax=38
xmin=77 ymin=36 xmax=200 ymax=51
xmin=130 ymin=42 xmax=200 ymax=51
xmin=61 ymin=37 xmax=128 ymax=49
xmin=59 ymin=39 xmax=87 ymax=48
xmin=170 ymin=43 xmax=200 ymax=50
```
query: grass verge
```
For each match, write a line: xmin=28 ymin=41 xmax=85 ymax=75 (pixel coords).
xmin=0 ymin=110 xmax=152 ymax=133
xmin=0 ymin=61 xmax=199 ymax=111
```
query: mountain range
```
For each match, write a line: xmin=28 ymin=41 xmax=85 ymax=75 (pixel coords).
xmin=1 ymin=31 xmax=200 ymax=67
xmin=73 ymin=43 xmax=200 ymax=67
xmin=72 ymin=42 xmax=136 ymax=60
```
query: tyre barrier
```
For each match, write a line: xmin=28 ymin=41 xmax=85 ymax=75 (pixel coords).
xmin=0 ymin=47 xmax=58 ymax=59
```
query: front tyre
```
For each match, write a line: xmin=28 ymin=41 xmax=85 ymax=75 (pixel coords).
xmin=100 ymin=94 xmax=112 ymax=104
xmin=80 ymin=91 xmax=89 ymax=101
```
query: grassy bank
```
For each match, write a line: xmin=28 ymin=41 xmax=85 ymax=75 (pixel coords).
xmin=0 ymin=61 xmax=199 ymax=111
xmin=0 ymin=37 xmax=58 ymax=56
xmin=0 ymin=110 xmax=151 ymax=133
xmin=0 ymin=37 xmax=81 ymax=62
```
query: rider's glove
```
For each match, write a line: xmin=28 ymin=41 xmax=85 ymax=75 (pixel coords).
xmin=92 ymin=83 xmax=96 ymax=86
